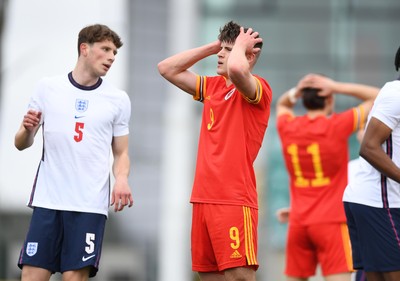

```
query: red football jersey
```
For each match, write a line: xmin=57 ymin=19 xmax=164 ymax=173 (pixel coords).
xmin=190 ymin=75 xmax=272 ymax=209
xmin=277 ymin=109 xmax=361 ymax=224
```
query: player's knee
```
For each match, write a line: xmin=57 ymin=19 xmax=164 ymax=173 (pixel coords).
xmin=21 ymin=265 xmax=52 ymax=281
xmin=224 ymin=267 xmax=256 ymax=281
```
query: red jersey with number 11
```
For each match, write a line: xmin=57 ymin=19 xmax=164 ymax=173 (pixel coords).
xmin=277 ymin=108 xmax=362 ymax=225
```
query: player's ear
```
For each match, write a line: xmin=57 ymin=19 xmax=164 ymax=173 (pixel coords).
xmin=79 ymin=43 xmax=89 ymax=57
xmin=246 ymin=52 xmax=255 ymax=62
xmin=325 ymin=95 xmax=334 ymax=106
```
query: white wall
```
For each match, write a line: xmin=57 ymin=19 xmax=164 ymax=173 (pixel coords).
xmin=157 ymin=1 xmax=199 ymax=280
xmin=0 ymin=0 xmax=128 ymax=211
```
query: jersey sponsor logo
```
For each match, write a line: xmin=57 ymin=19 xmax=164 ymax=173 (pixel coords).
xmin=75 ymin=99 xmax=89 ymax=113
xmin=82 ymin=254 xmax=96 ymax=262
xmin=230 ymin=250 xmax=242 ymax=259
xmin=74 ymin=115 xmax=85 ymax=119
xmin=26 ymin=242 xmax=38 ymax=257
xmin=225 ymin=88 xmax=236 ymax=100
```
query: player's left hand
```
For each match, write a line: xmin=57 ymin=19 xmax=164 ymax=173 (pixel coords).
xmin=275 ymin=207 xmax=290 ymax=223
xmin=111 ymin=179 xmax=134 ymax=212
xmin=235 ymin=27 xmax=263 ymax=56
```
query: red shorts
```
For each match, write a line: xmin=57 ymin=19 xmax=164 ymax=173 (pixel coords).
xmin=285 ymin=222 xmax=353 ymax=278
xmin=191 ymin=203 xmax=258 ymax=272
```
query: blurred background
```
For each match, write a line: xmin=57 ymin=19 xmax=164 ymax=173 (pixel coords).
xmin=0 ymin=0 xmax=399 ymax=280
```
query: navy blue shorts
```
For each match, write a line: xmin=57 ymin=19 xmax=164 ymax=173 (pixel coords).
xmin=18 ymin=207 xmax=106 ymax=277
xmin=344 ymin=202 xmax=400 ymax=272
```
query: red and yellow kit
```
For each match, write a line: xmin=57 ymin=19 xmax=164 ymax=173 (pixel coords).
xmin=190 ymin=74 xmax=271 ymax=271
xmin=191 ymin=204 xmax=258 ymax=272
xmin=285 ymin=223 xmax=353 ymax=277
xmin=191 ymin=75 xmax=272 ymax=209
xmin=277 ymin=108 xmax=362 ymax=225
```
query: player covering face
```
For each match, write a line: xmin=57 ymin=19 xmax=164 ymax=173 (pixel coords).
xmin=158 ymin=21 xmax=272 ymax=281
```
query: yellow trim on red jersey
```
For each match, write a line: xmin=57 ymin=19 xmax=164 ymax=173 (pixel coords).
xmin=359 ymin=105 xmax=366 ymax=129
xmin=242 ymin=76 xmax=262 ymax=104
xmin=340 ymin=223 xmax=354 ymax=272
xmin=352 ymin=105 xmax=367 ymax=132
xmin=194 ymin=75 xmax=206 ymax=102
xmin=243 ymin=206 xmax=257 ymax=265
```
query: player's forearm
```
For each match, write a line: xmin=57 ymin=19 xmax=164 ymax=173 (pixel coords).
xmin=276 ymin=87 xmax=298 ymax=110
xmin=227 ymin=44 xmax=251 ymax=81
xmin=360 ymin=117 xmax=400 ymax=183
xmin=360 ymin=143 xmax=400 ymax=183
xmin=14 ymin=126 xmax=35 ymax=151
xmin=113 ymin=153 xmax=130 ymax=182
xmin=333 ymin=82 xmax=379 ymax=101
xmin=158 ymin=41 xmax=220 ymax=78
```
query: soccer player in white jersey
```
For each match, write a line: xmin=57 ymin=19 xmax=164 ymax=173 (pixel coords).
xmin=343 ymin=45 xmax=400 ymax=281
xmin=14 ymin=24 xmax=133 ymax=281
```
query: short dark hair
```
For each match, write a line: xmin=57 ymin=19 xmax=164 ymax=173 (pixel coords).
xmin=301 ymin=87 xmax=326 ymax=110
xmin=218 ymin=21 xmax=263 ymax=49
xmin=77 ymin=24 xmax=123 ymax=55
xmin=395 ymin=45 xmax=400 ymax=71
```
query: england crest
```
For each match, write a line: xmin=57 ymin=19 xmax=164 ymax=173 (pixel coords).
xmin=75 ymin=99 xmax=89 ymax=113
xmin=26 ymin=242 xmax=38 ymax=256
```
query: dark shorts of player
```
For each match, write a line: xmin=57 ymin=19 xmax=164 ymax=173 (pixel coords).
xmin=355 ymin=270 xmax=366 ymax=281
xmin=344 ymin=202 xmax=400 ymax=272
xmin=191 ymin=203 xmax=258 ymax=273
xmin=18 ymin=207 xmax=106 ymax=278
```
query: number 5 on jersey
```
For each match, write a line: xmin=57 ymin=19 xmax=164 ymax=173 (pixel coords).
xmin=74 ymin=122 xmax=85 ymax=142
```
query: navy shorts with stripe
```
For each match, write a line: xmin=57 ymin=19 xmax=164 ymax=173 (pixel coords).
xmin=18 ymin=207 xmax=106 ymax=277
xmin=344 ymin=202 xmax=400 ymax=272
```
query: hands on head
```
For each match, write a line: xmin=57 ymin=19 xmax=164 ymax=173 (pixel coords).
xmin=297 ymin=73 xmax=336 ymax=97
xmin=234 ymin=27 xmax=263 ymax=57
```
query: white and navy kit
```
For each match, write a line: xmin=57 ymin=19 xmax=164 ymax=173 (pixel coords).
xmin=343 ymin=79 xmax=400 ymax=272
xmin=18 ymin=73 xmax=130 ymax=277
xmin=18 ymin=207 xmax=107 ymax=277
xmin=27 ymin=72 xmax=131 ymax=216
xmin=343 ymin=80 xmax=400 ymax=207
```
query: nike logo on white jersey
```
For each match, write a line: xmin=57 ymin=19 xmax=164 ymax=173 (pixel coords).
xmin=225 ymin=88 xmax=236 ymax=100
xmin=75 ymin=115 xmax=85 ymax=119
xmin=82 ymin=254 xmax=96 ymax=262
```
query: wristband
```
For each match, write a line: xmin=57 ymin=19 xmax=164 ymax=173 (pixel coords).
xmin=288 ymin=87 xmax=297 ymax=104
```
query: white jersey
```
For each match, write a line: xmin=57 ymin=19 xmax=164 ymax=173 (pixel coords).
xmin=343 ymin=80 xmax=400 ymax=208
xmin=26 ymin=73 xmax=131 ymax=216
xmin=347 ymin=158 xmax=360 ymax=184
